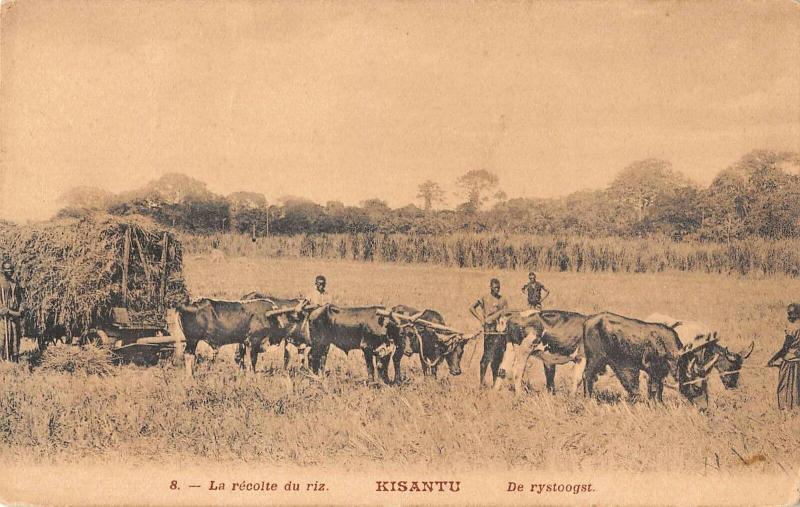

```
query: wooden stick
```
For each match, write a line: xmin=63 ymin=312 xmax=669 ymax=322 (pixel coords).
xmin=132 ymin=230 xmax=153 ymax=295
xmin=159 ymin=232 xmax=169 ymax=314
xmin=264 ymin=306 xmax=300 ymax=319
xmin=122 ymin=227 xmax=131 ymax=308
xmin=375 ymin=309 xmax=463 ymax=335
xmin=0 ymin=288 xmax=7 ymax=361
xmin=136 ymin=334 xmax=184 ymax=345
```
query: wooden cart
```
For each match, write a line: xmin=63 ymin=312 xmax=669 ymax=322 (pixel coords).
xmin=81 ymin=227 xmax=183 ymax=366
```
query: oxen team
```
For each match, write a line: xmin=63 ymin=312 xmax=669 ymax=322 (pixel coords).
xmin=175 ymin=295 xmax=466 ymax=384
xmin=174 ymin=292 xmax=753 ymax=407
xmin=495 ymin=310 xmax=753 ymax=406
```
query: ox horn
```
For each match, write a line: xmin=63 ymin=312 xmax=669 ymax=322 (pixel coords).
xmin=294 ymin=299 xmax=309 ymax=313
xmin=264 ymin=307 xmax=292 ymax=319
xmin=384 ymin=311 xmax=402 ymax=326
xmin=740 ymin=341 xmax=755 ymax=359
xmin=409 ymin=310 xmax=427 ymax=321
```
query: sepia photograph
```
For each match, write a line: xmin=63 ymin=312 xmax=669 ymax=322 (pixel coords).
xmin=1 ymin=0 xmax=799 ymax=505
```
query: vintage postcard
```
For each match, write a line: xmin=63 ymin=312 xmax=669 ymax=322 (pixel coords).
xmin=1 ymin=0 xmax=799 ymax=505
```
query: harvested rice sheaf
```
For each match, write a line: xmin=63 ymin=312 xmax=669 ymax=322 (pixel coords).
xmin=0 ymin=213 xmax=190 ymax=339
xmin=39 ymin=343 xmax=116 ymax=376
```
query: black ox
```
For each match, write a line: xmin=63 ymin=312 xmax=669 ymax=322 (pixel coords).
xmin=306 ymin=305 xmax=397 ymax=384
xmin=582 ymin=312 xmax=718 ymax=404
xmin=386 ymin=305 xmax=466 ymax=383
xmin=176 ymin=296 xmax=309 ymax=376
xmin=240 ymin=292 xmax=310 ymax=371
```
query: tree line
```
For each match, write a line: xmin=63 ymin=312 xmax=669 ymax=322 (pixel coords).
xmin=55 ymin=149 xmax=800 ymax=242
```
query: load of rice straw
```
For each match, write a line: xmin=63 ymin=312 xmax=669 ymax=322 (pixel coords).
xmin=0 ymin=213 xmax=190 ymax=340
xmin=39 ymin=343 xmax=116 ymax=376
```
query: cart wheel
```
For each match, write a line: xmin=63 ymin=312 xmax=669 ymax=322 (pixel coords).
xmin=83 ymin=329 xmax=112 ymax=347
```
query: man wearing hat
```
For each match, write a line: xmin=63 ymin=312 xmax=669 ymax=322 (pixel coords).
xmin=0 ymin=260 xmax=25 ymax=362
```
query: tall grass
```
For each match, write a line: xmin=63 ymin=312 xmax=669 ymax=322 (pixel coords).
xmin=182 ymin=233 xmax=800 ymax=277
xmin=2 ymin=360 xmax=797 ymax=473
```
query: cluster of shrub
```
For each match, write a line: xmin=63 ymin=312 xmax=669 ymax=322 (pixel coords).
xmin=56 ymin=150 xmax=799 ymax=242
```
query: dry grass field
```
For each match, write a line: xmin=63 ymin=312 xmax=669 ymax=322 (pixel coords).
xmin=2 ymin=254 xmax=800 ymax=475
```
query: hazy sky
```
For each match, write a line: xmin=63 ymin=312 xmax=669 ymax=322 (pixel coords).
xmin=1 ymin=0 xmax=798 ymax=221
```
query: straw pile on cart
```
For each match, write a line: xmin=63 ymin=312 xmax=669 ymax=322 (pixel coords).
xmin=0 ymin=213 xmax=189 ymax=341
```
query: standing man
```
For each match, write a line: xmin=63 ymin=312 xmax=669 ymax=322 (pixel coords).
xmin=299 ymin=274 xmax=332 ymax=368
xmin=521 ymin=271 xmax=549 ymax=310
xmin=0 ymin=260 xmax=25 ymax=362
xmin=768 ymin=303 xmax=800 ymax=410
xmin=470 ymin=278 xmax=509 ymax=387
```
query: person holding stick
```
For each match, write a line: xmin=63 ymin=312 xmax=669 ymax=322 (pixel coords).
xmin=767 ymin=303 xmax=800 ymax=410
xmin=0 ymin=261 xmax=25 ymax=362
xmin=470 ymin=278 xmax=509 ymax=387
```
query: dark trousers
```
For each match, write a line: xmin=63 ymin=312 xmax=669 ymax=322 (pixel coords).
xmin=479 ymin=329 xmax=506 ymax=386
xmin=1 ymin=318 xmax=21 ymax=362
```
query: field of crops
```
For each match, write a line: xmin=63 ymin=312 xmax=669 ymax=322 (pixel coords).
xmin=183 ymin=232 xmax=800 ymax=277
xmin=2 ymin=254 xmax=800 ymax=477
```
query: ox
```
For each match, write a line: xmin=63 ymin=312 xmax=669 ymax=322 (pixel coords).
xmin=386 ymin=305 xmax=466 ymax=383
xmin=306 ymin=305 xmax=397 ymax=384
xmin=176 ymin=298 xmax=277 ymax=376
xmin=582 ymin=312 xmax=717 ymax=404
xmin=644 ymin=313 xmax=754 ymax=389
xmin=496 ymin=309 xmax=587 ymax=394
xmin=240 ymin=292 xmax=310 ymax=371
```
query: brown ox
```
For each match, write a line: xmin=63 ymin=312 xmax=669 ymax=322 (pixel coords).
xmin=583 ymin=312 xmax=717 ymax=405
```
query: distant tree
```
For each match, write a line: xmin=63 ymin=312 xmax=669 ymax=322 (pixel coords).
xmin=141 ymin=173 xmax=212 ymax=205
xmin=416 ymin=180 xmax=446 ymax=210
xmin=107 ymin=173 xmax=229 ymax=232
xmin=360 ymin=198 xmax=390 ymax=213
xmin=57 ymin=186 xmax=114 ymax=210
xmin=277 ymin=195 xmax=313 ymax=207
xmin=609 ymin=159 xmax=694 ymax=220
xmin=228 ymin=191 xmax=267 ymax=209
xmin=360 ymin=199 xmax=397 ymax=232
xmin=488 ymin=198 xmax=552 ymax=234
xmin=325 ymin=200 xmax=345 ymax=211
xmin=181 ymin=197 xmax=231 ymax=233
xmin=227 ymin=191 xmax=268 ymax=235
xmin=702 ymin=150 xmax=800 ymax=241
xmin=455 ymin=170 xmax=502 ymax=213
xmin=606 ymin=159 xmax=696 ymax=236
xmin=274 ymin=200 xmax=325 ymax=234
xmin=646 ymin=187 xmax=706 ymax=240
xmin=339 ymin=206 xmax=374 ymax=233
